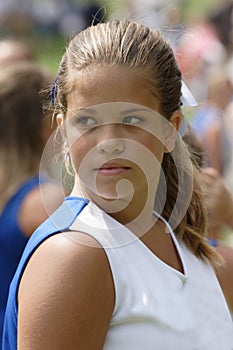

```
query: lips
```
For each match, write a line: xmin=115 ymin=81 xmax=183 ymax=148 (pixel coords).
xmin=94 ymin=162 xmax=131 ymax=176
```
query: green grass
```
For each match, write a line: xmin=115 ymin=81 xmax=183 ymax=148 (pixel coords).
xmin=31 ymin=34 xmax=66 ymax=74
xmin=181 ymin=0 xmax=222 ymax=21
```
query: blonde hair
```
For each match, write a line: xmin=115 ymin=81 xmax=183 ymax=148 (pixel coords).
xmin=0 ymin=62 xmax=52 ymax=211
xmin=52 ymin=19 xmax=222 ymax=268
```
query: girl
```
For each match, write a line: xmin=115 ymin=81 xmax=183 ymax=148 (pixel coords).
xmin=0 ymin=62 xmax=63 ymax=345
xmin=3 ymin=20 xmax=233 ymax=349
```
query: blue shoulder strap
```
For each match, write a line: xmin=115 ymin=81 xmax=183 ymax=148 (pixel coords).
xmin=2 ymin=198 xmax=88 ymax=350
xmin=15 ymin=197 xmax=88 ymax=277
xmin=10 ymin=198 xmax=88 ymax=305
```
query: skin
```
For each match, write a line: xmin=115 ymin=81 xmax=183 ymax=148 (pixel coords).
xmin=201 ymin=167 xmax=233 ymax=233
xmin=200 ymin=167 xmax=233 ymax=312
xmin=202 ymin=76 xmax=233 ymax=175
xmin=18 ymin=182 xmax=64 ymax=237
xmin=18 ymin=65 xmax=181 ymax=349
xmin=216 ymin=244 xmax=233 ymax=313
xmin=18 ymin=114 xmax=64 ymax=237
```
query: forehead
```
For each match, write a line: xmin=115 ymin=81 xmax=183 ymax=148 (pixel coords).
xmin=66 ymin=65 xmax=160 ymax=114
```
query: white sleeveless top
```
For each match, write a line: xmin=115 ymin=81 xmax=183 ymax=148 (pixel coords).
xmin=70 ymin=202 xmax=233 ymax=350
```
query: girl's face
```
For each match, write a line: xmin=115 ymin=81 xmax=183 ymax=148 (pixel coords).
xmin=58 ymin=66 xmax=180 ymax=205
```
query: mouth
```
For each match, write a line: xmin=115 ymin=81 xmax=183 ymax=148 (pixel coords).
xmin=94 ymin=162 xmax=131 ymax=176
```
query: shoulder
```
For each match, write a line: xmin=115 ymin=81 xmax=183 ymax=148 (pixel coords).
xmin=18 ymin=231 xmax=115 ymax=349
xmin=216 ymin=243 xmax=233 ymax=312
xmin=18 ymin=182 xmax=64 ymax=237
xmin=19 ymin=230 xmax=113 ymax=290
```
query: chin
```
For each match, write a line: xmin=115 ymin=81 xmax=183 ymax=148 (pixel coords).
xmin=94 ymin=192 xmax=133 ymax=214
xmin=96 ymin=190 xmax=131 ymax=201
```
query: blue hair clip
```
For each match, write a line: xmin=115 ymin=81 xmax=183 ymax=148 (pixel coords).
xmin=50 ymin=77 xmax=58 ymax=106
xmin=207 ymin=238 xmax=219 ymax=248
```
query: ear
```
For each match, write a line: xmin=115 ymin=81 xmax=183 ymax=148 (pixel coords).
xmin=57 ymin=113 xmax=64 ymax=127
xmin=57 ymin=113 xmax=67 ymax=136
xmin=169 ymin=110 xmax=182 ymax=131
xmin=56 ymin=113 xmax=69 ymax=151
xmin=164 ymin=110 xmax=182 ymax=153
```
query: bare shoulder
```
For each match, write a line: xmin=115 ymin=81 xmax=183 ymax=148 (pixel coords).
xmin=18 ymin=182 xmax=64 ymax=237
xmin=216 ymin=243 xmax=233 ymax=313
xmin=18 ymin=231 xmax=115 ymax=350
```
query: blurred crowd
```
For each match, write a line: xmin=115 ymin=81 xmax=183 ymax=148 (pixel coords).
xmin=0 ymin=0 xmax=105 ymax=38
xmin=174 ymin=1 xmax=233 ymax=245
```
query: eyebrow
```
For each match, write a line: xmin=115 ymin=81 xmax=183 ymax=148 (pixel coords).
xmin=76 ymin=106 xmax=154 ymax=116
xmin=78 ymin=107 xmax=98 ymax=115
xmin=119 ymin=108 xmax=152 ymax=116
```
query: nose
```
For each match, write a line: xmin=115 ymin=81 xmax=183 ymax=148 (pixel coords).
xmin=96 ymin=125 xmax=125 ymax=155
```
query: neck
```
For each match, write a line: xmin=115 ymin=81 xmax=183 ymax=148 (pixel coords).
xmin=71 ymin=176 xmax=157 ymax=235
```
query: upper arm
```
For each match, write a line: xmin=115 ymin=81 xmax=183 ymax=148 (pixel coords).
xmin=205 ymin=124 xmax=221 ymax=172
xmin=216 ymin=244 xmax=233 ymax=313
xmin=18 ymin=232 xmax=115 ymax=350
xmin=18 ymin=183 xmax=64 ymax=237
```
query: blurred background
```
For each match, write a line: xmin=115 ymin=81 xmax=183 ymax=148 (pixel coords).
xmin=1 ymin=0 xmax=233 ymax=244
xmin=0 ymin=0 xmax=232 ymax=72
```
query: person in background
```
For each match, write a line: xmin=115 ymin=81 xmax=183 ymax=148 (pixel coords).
xmin=3 ymin=19 xmax=233 ymax=349
xmin=184 ymin=128 xmax=233 ymax=314
xmin=201 ymin=168 xmax=233 ymax=314
xmin=0 ymin=62 xmax=64 ymax=345
xmin=190 ymin=67 xmax=233 ymax=176
xmin=201 ymin=168 xmax=233 ymax=234
xmin=0 ymin=38 xmax=34 ymax=66
xmin=221 ymin=99 xmax=233 ymax=193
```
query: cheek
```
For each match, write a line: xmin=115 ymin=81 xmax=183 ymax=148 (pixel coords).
xmin=132 ymin=132 xmax=165 ymax=163
xmin=147 ymin=138 xmax=165 ymax=162
xmin=69 ymin=134 xmax=96 ymax=171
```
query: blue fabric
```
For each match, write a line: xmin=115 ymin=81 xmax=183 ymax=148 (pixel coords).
xmin=0 ymin=176 xmax=42 ymax=346
xmin=190 ymin=105 xmax=220 ymax=139
xmin=2 ymin=197 xmax=88 ymax=350
xmin=208 ymin=238 xmax=219 ymax=248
